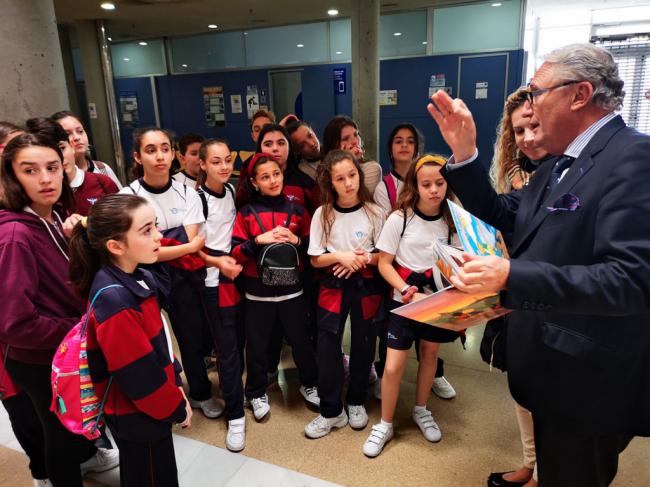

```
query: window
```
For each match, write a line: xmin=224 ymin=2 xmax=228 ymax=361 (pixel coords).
xmin=594 ymin=36 xmax=650 ymax=135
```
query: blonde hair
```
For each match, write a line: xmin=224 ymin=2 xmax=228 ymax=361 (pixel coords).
xmin=489 ymin=88 xmax=529 ymax=194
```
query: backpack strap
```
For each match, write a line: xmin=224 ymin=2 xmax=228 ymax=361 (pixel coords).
xmin=80 ymin=284 xmax=124 ymax=336
xmin=383 ymin=173 xmax=398 ymax=207
xmin=400 ymin=210 xmax=408 ymax=238
xmin=248 ymin=206 xmax=268 ymax=234
xmin=197 ymin=189 xmax=208 ymax=220
xmin=283 ymin=200 xmax=295 ymax=229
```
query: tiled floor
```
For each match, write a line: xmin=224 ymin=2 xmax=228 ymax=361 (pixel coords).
xmin=1 ymin=323 xmax=649 ymax=486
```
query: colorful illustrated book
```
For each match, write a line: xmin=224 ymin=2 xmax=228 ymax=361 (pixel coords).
xmin=392 ymin=201 xmax=510 ymax=330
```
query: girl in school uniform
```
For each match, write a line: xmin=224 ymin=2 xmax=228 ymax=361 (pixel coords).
xmin=119 ymin=127 xmax=222 ymax=420
xmin=304 ymin=149 xmax=385 ymax=439
xmin=26 ymin=117 xmax=119 ymax=216
xmin=0 ymin=132 xmax=119 ymax=486
xmin=189 ymin=139 xmax=247 ymax=451
xmin=51 ymin=111 xmax=122 ymax=188
xmin=231 ymin=153 xmax=319 ymax=421
xmin=362 ymin=154 xmax=462 ymax=458
xmin=321 ymin=116 xmax=383 ymax=194
xmin=69 ymin=194 xmax=192 ymax=487
xmin=372 ymin=125 xmax=456 ymax=402
xmin=256 ymin=123 xmax=321 ymax=376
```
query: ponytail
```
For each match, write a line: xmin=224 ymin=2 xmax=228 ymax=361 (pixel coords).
xmin=69 ymin=194 xmax=149 ymax=298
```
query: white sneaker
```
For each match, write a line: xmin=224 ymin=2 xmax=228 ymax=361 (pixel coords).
xmin=348 ymin=405 xmax=368 ymax=429
xmin=189 ymin=397 xmax=224 ymax=419
xmin=431 ymin=376 xmax=456 ymax=399
xmin=412 ymin=407 xmax=442 ymax=442
xmin=299 ymin=385 xmax=320 ymax=407
xmin=373 ymin=380 xmax=382 ymax=401
xmin=304 ymin=410 xmax=348 ymax=439
xmin=250 ymin=394 xmax=271 ymax=420
xmin=226 ymin=417 xmax=246 ymax=452
xmin=362 ymin=423 xmax=394 ymax=457
xmin=342 ymin=354 xmax=350 ymax=379
xmin=80 ymin=447 xmax=120 ymax=475
xmin=34 ymin=480 xmax=53 ymax=487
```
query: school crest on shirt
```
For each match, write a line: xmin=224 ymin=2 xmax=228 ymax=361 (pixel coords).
xmin=87 ymin=197 xmax=98 ymax=205
xmin=286 ymin=194 xmax=298 ymax=202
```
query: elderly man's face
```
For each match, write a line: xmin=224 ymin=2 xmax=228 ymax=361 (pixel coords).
xmin=525 ymin=62 xmax=579 ymax=155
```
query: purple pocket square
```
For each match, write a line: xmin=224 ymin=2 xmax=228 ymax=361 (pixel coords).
xmin=546 ymin=193 xmax=580 ymax=213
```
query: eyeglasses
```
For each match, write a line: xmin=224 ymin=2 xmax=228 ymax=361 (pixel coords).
xmin=525 ymin=80 xmax=579 ymax=105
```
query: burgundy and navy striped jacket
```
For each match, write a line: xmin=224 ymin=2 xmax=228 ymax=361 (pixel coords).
xmin=86 ymin=265 xmax=187 ymax=442
xmin=231 ymin=194 xmax=310 ymax=297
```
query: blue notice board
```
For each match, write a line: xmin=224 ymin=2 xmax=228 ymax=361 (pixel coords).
xmin=333 ymin=68 xmax=346 ymax=94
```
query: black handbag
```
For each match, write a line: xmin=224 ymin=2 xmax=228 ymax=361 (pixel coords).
xmin=249 ymin=203 xmax=300 ymax=287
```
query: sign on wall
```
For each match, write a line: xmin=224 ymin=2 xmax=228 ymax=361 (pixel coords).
xmin=231 ymin=94 xmax=243 ymax=114
xmin=246 ymin=85 xmax=260 ymax=119
xmin=379 ymin=89 xmax=398 ymax=106
xmin=203 ymin=86 xmax=225 ymax=127
xmin=118 ymin=92 xmax=139 ymax=126
xmin=333 ymin=68 xmax=346 ymax=94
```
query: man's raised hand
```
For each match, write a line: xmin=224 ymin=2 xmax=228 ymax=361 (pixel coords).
xmin=427 ymin=90 xmax=478 ymax=163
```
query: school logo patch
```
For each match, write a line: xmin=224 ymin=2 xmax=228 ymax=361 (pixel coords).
xmin=286 ymin=194 xmax=298 ymax=201
xmin=170 ymin=208 xmax=179 ymax=214
xmin=87 ymin=197 xmax=98 ymax=205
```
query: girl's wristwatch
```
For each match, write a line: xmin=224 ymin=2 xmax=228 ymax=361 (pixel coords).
xmin=400 ymin=284 xmax=410 ymax=296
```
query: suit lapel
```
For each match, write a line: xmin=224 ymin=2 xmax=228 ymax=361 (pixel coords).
xmin=510 ymin=115 xmax=626 ymax=256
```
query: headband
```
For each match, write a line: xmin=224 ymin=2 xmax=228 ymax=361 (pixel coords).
xmin=414 ymin=154 xmax=446 ymax=172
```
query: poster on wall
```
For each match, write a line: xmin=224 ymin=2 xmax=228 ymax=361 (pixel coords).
xmin=119 ymin=92 xmax=139 ymax=127
xmin=246 ymin=85 xmax=260 ymax=119
xmin=428 ymin=74 xmax=449 ymax=98
xmin=379 ymin=89 xmax=398 ymax=106
xmin=230 ymin=94 xmax=243 ymax=114
xmin=203 ymin=86 xmax=226 ymax=127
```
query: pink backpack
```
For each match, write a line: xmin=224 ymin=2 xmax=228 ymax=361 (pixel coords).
xmin=50 ymin=285 xmax=122 ymax=440
xmin=383 ymin=173 xmax=398 ymax=208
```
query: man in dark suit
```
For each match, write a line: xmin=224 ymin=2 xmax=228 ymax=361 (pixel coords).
xmin=427 ymin=43 xmax=650 ymax=486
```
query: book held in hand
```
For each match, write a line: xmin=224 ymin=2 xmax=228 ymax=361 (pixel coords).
xmin=391 ymin=201 xmax=510 ymax=331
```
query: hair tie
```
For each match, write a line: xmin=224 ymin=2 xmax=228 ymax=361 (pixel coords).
xmin=415 ymin=154 xmax=446 ymax=172
xmin=81 ymin=216 xmax=88 ymax=229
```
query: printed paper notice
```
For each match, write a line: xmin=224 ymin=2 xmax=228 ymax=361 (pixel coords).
xmin=230 ymin=94 xmax=242 ymax=114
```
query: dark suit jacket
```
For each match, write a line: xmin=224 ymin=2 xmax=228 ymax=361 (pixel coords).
xmin=442 ymin=115 xmax=650 ymax=436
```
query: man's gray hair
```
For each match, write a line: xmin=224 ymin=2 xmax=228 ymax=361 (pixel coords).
xmin=544 ymin=43 xmax=625 ymax=111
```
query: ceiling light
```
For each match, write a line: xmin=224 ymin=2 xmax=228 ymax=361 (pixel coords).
xmin=422 ymin=41 xmax=427 ymax=45
xmin=243 ymin=32 xmax=248 ymax=35
xmin=107 ymin=37 xmax=112 ymax=41
xmin=335 ymin=51 xmax=342 ymax=55
xmin=181 ymin=64 xmax=188 ymax=68
xmin=100 ymin=2 xmax=115 ymax=10
xmin=208 ymin=24 xmax=218 ymax=29
xmin=297 ymin=43 xmax=304 ymax=47
xmin=327 ymin=9 xmax=339 ymax=16
xmin=393 ymin=32 xmax=402 ymax=36
xmin=491 ymin=2 xmax=503 ymax=6
xmin=123 ymin=58 xmax=130 ymax=62
xmin=139 ymin=41 xmax=148 ymax=46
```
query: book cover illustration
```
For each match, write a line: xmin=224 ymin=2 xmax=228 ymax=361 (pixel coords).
xmin=392 ymin=202 xmax=510 ymax=330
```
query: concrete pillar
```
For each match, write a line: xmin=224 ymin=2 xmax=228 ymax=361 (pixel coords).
xmin=0 ymin=0 xmax=69 ymax=122
xmin=75 ymin=20 xmax=119 ymax=171
xmin=351 ymin=0 xmax=380 ymax=162
xmin=58 ymin=25 xmax=81 ymax=117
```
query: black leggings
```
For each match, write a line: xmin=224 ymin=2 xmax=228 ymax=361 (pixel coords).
xmin=112 ymin=432 xmax=178 ymax=487
xmin=2 ymin=390 xmax=47 ymax=480
xmin=244 ymin=295 xmax=318 ymax=400
xmin=6 ymin=359 xmax=96 ymax=487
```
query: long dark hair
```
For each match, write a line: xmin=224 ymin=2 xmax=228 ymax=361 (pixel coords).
xmin=321 ymin=115 xmax=361 ymax=162
xmin=255 ymin=124 xmax=298 ymax=171
xmin=387 ymin=123 xmax=423 ymax=167
xmin=395 ymin=154 xmax=456 ymax=231
xmin=316 ymin=149 xmax=379 ymax=246
xmin=69 ymin=194 xmax=149 ymax=297
xmin=0 ymin=132 xmax=75 ymax=213
xmin=0 ymin=122 xmax=23 ymax=145
xmin=130 ymin=127 xmax=175 ymax=180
